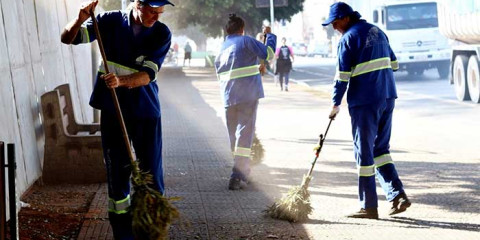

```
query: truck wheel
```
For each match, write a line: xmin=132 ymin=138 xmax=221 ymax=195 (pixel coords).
xmin=453 ymin=55 xmax=470 ymax=101
xmin=467 ymin=55 xmax=480 ymax=103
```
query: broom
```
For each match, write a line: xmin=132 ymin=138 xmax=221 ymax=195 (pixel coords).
xmin=89 ymin=11 xmax=179 ymax=239
xmin=265 ymin=118 xmax=333 ymax=222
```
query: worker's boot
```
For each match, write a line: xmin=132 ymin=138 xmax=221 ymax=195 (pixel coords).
xmin=228 ymin=178 xmax=247 ymax=190
xmin=346 ymin=208 xmax=379 ymax=219
xmin=389 ymin=192 xmax=411 ymax=215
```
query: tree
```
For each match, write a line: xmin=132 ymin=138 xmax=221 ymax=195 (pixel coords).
xmin=98 ymin=0 xmax=122 ymax=11
xmin=165 ymin=0 xmax=305 ymax=37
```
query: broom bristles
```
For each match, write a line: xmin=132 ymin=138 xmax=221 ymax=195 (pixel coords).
xmin=130 ymin=161 xmax=180 ymax=240
xmin=265 ymin=175 xmax=313 ymax=222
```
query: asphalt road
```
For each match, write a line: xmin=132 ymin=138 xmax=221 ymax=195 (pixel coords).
xmin=286 ymin=56 xmax=480 ymax=165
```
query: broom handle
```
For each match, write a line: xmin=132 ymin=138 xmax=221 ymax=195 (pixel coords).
xmin=306 ymin=118 xmax=333 ymax=177
xmin=90 ymin=11 xmax=136 ymax=162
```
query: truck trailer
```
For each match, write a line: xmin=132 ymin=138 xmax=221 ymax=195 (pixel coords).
xmin=437 ymin=0 xmax=480 ymax=103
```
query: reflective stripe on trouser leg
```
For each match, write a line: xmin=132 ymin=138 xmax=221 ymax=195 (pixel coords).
xmin=101 ymin=113 xmax=134 ymax=240
xmin=350 ymin=103 xmax=381 ymax=209
xmin=225 ymin=100 xmax=258 ymax=181
xmin=108 ymin=195 xmax=131 ymax=214
xmin=374 ymin=99 xmax=404 ymax=201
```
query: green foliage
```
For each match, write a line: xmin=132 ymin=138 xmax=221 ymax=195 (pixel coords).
xmin=168 ymin=0 xmax=305 ymax=37
xmin=99 ymin=0 xmax=122 ymax=11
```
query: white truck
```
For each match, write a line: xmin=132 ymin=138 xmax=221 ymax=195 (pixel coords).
xmin=346 ymin=0 xmax=451 ymax=78
xmin=437 ymin=0 xmax=480 ymax=103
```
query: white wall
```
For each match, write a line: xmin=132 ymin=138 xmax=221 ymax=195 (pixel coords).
xmin=0 ymin=0 xmax=95 ymax=219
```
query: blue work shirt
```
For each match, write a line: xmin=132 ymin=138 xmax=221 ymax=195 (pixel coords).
xmin=332 ymin=20 xmax=398 ymax=107
xmin=72 ymin=10 xmax=171 ymax=118
xmin=215 ymin=33 xmax=276 ymax=107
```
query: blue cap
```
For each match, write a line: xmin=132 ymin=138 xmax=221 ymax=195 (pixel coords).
xmin=322 ymin=2 xmax=358 ymax=26
xmin=138 ymin=0 xmax=174 ymax=7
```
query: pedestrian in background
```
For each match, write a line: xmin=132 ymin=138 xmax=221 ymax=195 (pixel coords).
xmin=61 ymin=0 xmax=173 ymax=238
xmin=184 ymin=41 xmax=192 ymax=66
xmin=214 ymin=14 xmax=276 ymax=190
xmin=323 ymin=2 xmax=411 ymax=219
xmin=275 ymin=37 xmax=294 ymax=91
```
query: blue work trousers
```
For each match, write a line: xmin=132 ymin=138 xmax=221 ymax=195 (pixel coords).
xmin=348 ymin=98 xmax=404 ymax=209
xmin=101 ymin=112 xmax=163 ymax=240
xmin=225 ymin=100 xmax=259 ymax=181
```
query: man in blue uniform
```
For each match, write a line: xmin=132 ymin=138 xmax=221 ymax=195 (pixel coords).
xmin=322 ymin=2 xmax=411 ymax=219
xmin=215 ymin=14 xmax=276 ymax=190
xmin=61 ymin=0 xmax=173 ymax=238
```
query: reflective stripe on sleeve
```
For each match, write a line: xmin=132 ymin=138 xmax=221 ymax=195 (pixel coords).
xmin=266 ymin=46 xmax=275 ymax=61
xmin=143 ymin=60 xmax=159 ymax=73
xmin=351 ymin=57 xmax=392 ymax=77
xmin=217 ymin=65 xmax=260 ymax=82
xmin=391 ymin=60 xmax=399 ymax=71
xmin=358 ymin=165 xmax=375 ymax=177
xmin=234 ymin=147 xmax=251 ymax=158
xmin=334 ymin=70 xmax=351 ymax=82
xmin=108 ymin=195 xmax=131 ymax=214
xmin=99 ymin=61 xmax=139 ymax=76
xmin=79 ymin=26 xmax=90 ymax=43
xmin=374 ymin=154 xmax=394 ymax=168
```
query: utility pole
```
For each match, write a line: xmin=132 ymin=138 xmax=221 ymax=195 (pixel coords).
xmin=270 ymin=0 xmax=274 ymax=31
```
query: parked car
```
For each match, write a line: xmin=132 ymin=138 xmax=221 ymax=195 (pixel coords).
xmin=307 ymin=41 xmax=330 ymax=57
xmin=292 ymin=42 xmax=308 ymax=56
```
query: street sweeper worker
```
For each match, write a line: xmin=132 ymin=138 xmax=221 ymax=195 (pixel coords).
xmin=322 ymin=2 xmax=411 ymax=219
xmin=215 ymin=14 xmax=276 ymax=190
xmin=60 ymin=0 xmax=173 ymax=238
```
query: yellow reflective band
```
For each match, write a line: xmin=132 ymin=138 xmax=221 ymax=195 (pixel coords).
xmin=266 ymin=46 xmax=275 ymax=61
xmin=99 ymin=61 xmax=139 ymax=76
xmin=391 ymin=60 xmax=399 ymax=70
xmin=108 ymin=195 xmax=131 ymax=214
xmin=334 ymin=70 xmax=351 ymax=82
xmin=143 ymin=60 xmax=159 ymax=73
xmin=217 ymin=65 xmax=260 ymax=82
xmin=234 ymin=147 xmax=251 ymax=157
xmin=80 ymin=26 xmax=90 ymax=43
xmin=351 ymin=57 xmax=392 ymax=77
xmin=358 ymin=165 xmax=375 ymax=177
xmin=374 ymin=154 xmax=394 ymax=168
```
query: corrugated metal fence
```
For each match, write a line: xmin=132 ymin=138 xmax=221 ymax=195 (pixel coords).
xmin=0 ymin=0 xmax=96 ymax=216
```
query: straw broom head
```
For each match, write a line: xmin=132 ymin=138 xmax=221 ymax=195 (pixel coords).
xmin=264 ymin=175 xmax=313 ymax=222
xmin=130 ymin=161 xmax=180 ymax=240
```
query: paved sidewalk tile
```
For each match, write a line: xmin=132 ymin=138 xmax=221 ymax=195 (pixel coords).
xmin=79 ymin=67 xmax=480 ymax=240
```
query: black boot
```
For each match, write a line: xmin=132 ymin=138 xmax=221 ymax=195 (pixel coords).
xmin=389 ymin=192 xmax=411 ymax=215
xmin=346 ymin=208 xmax=379 ymax=219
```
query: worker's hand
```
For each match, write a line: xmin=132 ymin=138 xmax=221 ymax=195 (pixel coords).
xmin=329 ymin=105 xmax=340 ymax=119
xmin=101 ymin=73 xmax=120 ymax=89
xmin=259 ymin=63 xmax=266 ymax=75
xmin=263 ymin=26 xmax=271 ymax=34
xmin=78 ymin=0 xmax=98 ymax=23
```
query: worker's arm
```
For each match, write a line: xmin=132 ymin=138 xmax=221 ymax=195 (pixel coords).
xmin=248 ymin=31 xmax=277 ymax=61
xmin=101 ymin=72 xmax=151 ymax=89
xmin=330 ymin=39 xmax=352 ymax=119
xmin=61 ymin=0 xmax=98 ymax=44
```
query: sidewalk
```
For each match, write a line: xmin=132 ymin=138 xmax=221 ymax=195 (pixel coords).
xmin=78 ymin=67 xmax=480 ymax=240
